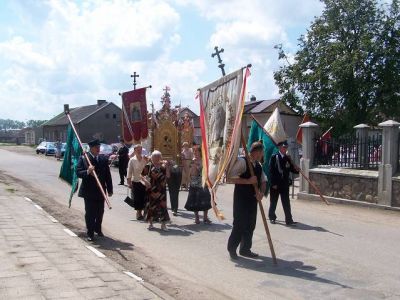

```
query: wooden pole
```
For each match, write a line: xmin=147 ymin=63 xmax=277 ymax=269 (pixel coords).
xmin=250 ymin=114 xmax=329 ymax=206
xmin=65 ymin=112 xmax=112 ymax=209
xmin=241 ymin=132 xmax=277 ymax=265
xmin=296 ymin=166 xmax=330 ymax=205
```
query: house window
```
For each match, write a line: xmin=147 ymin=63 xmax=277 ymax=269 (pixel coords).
xmin=105 ymin=113 xmax=110 ymax=119
xmin=113 ymin=114 xmax=116 ymax=119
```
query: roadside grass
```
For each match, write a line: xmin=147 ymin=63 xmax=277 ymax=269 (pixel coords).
xmin=0 ymin=143 xmax=15 ymax=146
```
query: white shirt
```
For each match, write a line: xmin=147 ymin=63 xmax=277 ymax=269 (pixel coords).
xmin=127 ymin=155 xmax=147 ymax=182
xmin=228 ymin=157 xmax=267 ymax=182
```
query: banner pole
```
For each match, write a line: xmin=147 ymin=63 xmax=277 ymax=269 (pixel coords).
xmin=241 ymin=131 xmax=277 ymax=265
xmin=64 ymin=112 xmax=112 ymax=209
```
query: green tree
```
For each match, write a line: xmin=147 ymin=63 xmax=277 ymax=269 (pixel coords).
xmin=0 ymin=119 xmax=26 ymax=131
xmin=274 ymin=0 xmax=400 ymax=135
xmin=26 ymin=120 xmax=47 ymax=128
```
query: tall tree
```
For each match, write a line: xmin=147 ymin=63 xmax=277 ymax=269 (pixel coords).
xmin=26 ymin=120 xmax=47 ymax=128
xmin=274 ymin=0 xmax=400 ymax=135
xmin=0 ymin=119 xmax=26 ymax=131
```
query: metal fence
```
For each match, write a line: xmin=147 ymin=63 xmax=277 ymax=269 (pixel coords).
xmin=314 ymin=133 xmax=382 ymax=170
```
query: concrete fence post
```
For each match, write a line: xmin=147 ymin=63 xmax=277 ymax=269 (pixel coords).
xmin=377 ymin=120 xmax=400 ymax=206
xmin=354 ymin=124 xmax=370 ymax=168
xmin=299 ymin=121 xmax=319 ymax=194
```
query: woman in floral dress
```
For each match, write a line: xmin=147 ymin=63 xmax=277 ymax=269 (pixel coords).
xmin=143 ymin=150 xmax=171 ymax=231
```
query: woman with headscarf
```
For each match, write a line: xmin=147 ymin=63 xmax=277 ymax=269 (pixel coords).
xmin=142 ymin=150 xmax=171 ymax=231
xmin=184 ymin=146 xmax=212 ymax=224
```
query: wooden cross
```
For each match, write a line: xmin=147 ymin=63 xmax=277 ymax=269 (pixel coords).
xmin=130 ymin=72 xmax=139 ymax=90
xmin=211 ymin=46 xmax=226 ymax=76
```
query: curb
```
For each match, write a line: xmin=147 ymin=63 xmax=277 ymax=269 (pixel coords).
xmin=298 ymin=192 xmax=400 ymax=212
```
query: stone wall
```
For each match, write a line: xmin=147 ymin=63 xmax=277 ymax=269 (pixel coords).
xmin=308 ymin=168 xmax=379 ymax=204
xmin=392 ymin=178 xmax=400 ymax=207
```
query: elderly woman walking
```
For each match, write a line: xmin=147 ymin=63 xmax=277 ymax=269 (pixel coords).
xmin=184 ymin=146 xmax=212 ymax=224
xmin=143 ymin=150 xmax=171 ymax=231
xmin=127 ymin=144 xmax=148 ymax=220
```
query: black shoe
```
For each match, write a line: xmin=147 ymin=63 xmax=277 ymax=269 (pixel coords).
xmin=118 ymin=182 xmax=124 ymax=185
xmin=239 ymin=251 xmax=259 ymax=258
xmin=286 ymin=221 xmax=298 ymax=226
xmin=87 ymin=235 xmax=94 ymax=241
xmin=96 ymin=231 xmax=104 ymax=237
xmin=270 ymin=219 xmax=276 ymax=224
xmin=229 ymin=251 xmax=239 ymax=260
xmin=137 ymin=216 xmax=144 ymax=221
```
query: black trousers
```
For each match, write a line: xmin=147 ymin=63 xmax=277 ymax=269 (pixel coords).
xmin=227 ymin=194 xmax=257 ymax=253
xmin=269 ymin=185 xmax=293 ymax=224
xmin=168 ymin=186 xmax=179 ymax=212
xmin=118 ymin=159 xmax=128 ymax=183
xmin=84 ymin=198 xmax=104 ymax=236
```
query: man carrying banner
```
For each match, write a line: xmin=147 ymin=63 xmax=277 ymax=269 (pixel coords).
xmin=269 ymin=140 xmax=299 ymax=226
xmin=77 ymin=139 xmax=113 ymax=241
xmin=227 ymin=141 xmax=266 ymax=260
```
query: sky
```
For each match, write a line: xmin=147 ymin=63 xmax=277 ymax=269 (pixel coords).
xmin=0 ymin=0 xmax=324 ymax=121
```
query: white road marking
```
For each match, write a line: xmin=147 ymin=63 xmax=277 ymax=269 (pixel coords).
xmin=86 ymin=246 xmax=106 ymax=258
xmin=47 ymin=215 xmax=58 ymax=223
xmin=63 ymin=228 xmax=77 ymax=237
xmin=34 ymin=204 xmax=43 ymax=210
xmin=124 ymin=271 xmax=144 ymax=282
xmin=24 ymin=197 xmax=32 ymax=202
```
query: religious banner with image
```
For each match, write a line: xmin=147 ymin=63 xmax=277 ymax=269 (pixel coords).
xmin=121 ymin=87 xmax=148 ymax=143
xmin=199 ymin=67 xmax=250 ymax=218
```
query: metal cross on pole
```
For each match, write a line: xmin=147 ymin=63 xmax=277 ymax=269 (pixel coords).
xmin=211 ymin=46 xmax=226 ymax=76
xmin=130 ymin=72 xmax=139 ymax=90
xmin=163 ymin=85 xmax=170 ymax=95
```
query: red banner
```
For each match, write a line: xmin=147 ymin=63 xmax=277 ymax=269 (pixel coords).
xmin=121 ymin=87 xmax=148 ymax=143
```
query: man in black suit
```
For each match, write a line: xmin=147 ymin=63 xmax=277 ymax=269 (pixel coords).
xmin=77 ymin=139 xmax=113 ymax=241
xmin=118 ymin=139 xmax=130 ymax=185
xmin=269 ymin=140 xmax=299 ymax=226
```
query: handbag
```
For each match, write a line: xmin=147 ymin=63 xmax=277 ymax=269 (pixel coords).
xmin=123 ymin=187 xmax=135 ymax=208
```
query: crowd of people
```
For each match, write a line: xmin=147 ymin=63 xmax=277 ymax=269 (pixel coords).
xmin=77 ymin=138 xmax=299 ymax=260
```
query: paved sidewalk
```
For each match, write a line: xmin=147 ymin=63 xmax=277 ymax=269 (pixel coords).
xmin=0 ymin=188 xmax=162 ymax=299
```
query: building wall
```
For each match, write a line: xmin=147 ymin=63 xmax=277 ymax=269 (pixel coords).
xmin=79 ymin=104 xmax=122 ymax=143
xmin=42 ymin=125 xmax=67 ymax=142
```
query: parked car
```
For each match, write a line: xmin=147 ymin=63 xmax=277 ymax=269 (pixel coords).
xmin=44 ymin=142 xmax=56 ymax=156
xmin=99 ymin=143 xmax=114 ymax=159
xmin=81 ymin=143 xmax=89 ymax=153
xmin=36 ymin=141 xmax=47 ymax=154
xmin=109 ymin=145 xmax=148 ymax=167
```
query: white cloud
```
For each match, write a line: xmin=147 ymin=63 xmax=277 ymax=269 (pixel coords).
xmin=0 ymin=0 xmax=323 ymax=121
xmin=0 ymin=0 xmax=193 ymax=120
xmin=186 ymin=0 xmax=323 ymax=100
xmin=0 ymin=36 xmax=54 ymax=69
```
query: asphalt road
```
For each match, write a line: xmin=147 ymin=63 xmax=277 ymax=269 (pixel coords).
xmin=1 ymin=146 xmax=400 ymax=299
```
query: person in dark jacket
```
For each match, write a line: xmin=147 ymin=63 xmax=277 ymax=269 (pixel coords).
xmin=77 ymin=139 xmax=113 ymax=241
xmin=118 ymin=139 xmax=129 ymax=185
xmin=227 ymin=141 xmax=266 ymax=260
xmin=268 ymin=140 xmax=299 ymax=226
xmin=167 ymin=162 xmax=182 ymax=216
